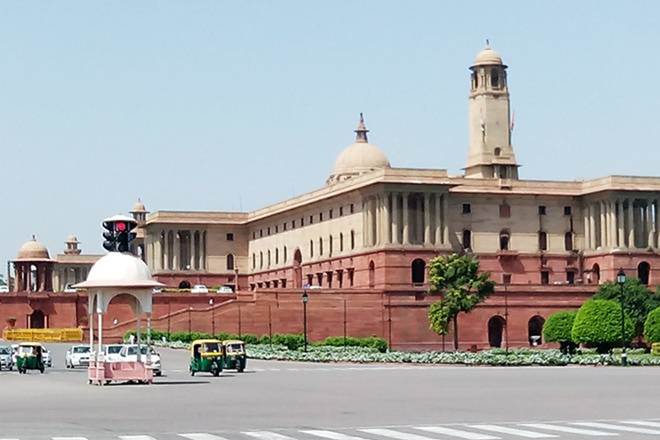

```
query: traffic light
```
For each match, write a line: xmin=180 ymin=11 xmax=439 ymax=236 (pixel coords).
xmin=102 ymin=215 xmax=138 ymax=253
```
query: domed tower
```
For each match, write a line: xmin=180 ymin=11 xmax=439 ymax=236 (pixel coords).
xmin=13 ymin=236 xmax=54 ymax=292
xmin=465 ymin=42 xmax=519 ymax=179
xmin=64 ymin=234 xmax=82 ymax=255
xmin=130 ymin=199 xmax=148 ymax=224
xmin=129 ymin=199 xmax=148 ymax=261
xmin=327 ymin=114 xmax=390 ymax=185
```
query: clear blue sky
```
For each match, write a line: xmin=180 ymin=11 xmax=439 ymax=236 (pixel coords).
xmin=1 ymin=1 xmax=659 ymax=267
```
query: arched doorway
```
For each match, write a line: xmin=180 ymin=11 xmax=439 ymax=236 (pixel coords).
xmin=178 ymin=280 xmax=191 ymax=289
xmin=411 ymin=259 xmax=425 ymax=285
xmin=528 ymin=315 xmax=545 ymax=346
xmin=368 ymin=261 xmax=375 ymax=288
xmin=488 ymin=316 xmax=506 ymax=348
xmin=293 ymin=249 xmax=302 ymax=288
xmin=30 ymin=310 xmax=46 ymax=329
xmin=591 ymin=264 xmax=600 ymax=285
xmin=638 ymin=261 xmax=650 ymax=285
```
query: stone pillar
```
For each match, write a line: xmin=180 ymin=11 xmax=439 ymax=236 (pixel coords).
xmin=608 ymin=201 xmax=616 ymax=248
xmin=423 ymin=193 xmax=431 ymax=246
xmin=434 ymin=194 xmax=442 ymax=245
xmin=416 ymin=195 xmax=423 ymax=244
xmin=588 ymin=203 xmax=596 ymax=249
xmin=366 ymin=198 xmax=372 ymax=246
xmin=202 ymin=231 xmax=207 ymax=270
xmin=392 ymin=193 xmax=400 ymax=245
xmin=656 ymin=199 xmax=660 ymax=248
xmin=384 ymin=193 xmax=391 ymax=244
xmin=442 ymin=194 xmax=449 ymax=245
xmin=173 ymin=231 xmax=180 ymax=271
xmin=627 ymin=199 xmax=635 ymax=248
xmin=362 ymin=200 xmax=368 ymax=247
xmin=647 ymin=199 xmax=655 ymax=248
xmin=616 ymin=200 xmax=624 ymax=248
xmin=599 ymin=201 xmax=606 ymax=248
xmin=155 ymin=233 xmax=162 ymax=272
xmin=189 ymin=231 xmax=195 ymax=270
xmin=583 ymin=205 xmax=590 ymax=250
xmin=375 ymin=195 xmax=383 ymax=246
xmin=402 ymin=192 xmax=410 ymax=245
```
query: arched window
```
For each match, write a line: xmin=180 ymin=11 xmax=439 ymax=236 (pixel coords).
xmin=564 ymin=232 xmax=573 ymax=251
xmin=491 ymin=68 xmax=499 ymax=88
xmin=411 ymin=259 xmax=425 ymax=285
xmin=528 ymin=316 xmax=545 ymax=346
xmin=462 ymin=229 xmax=472 ymax=250
xmin=319 ymin=237 xmax=323 ymax=256
xmin=473 ymin=71 xmax=479 ymax=88
xmin=309 ymin=240 xmax=314 ymax=258
xmin=499 ymin=202 xmax=510 ymax=218
xmin=283 ymin=246 xmax=287 ymax=263
xmin=178 ymin=280 xmax=191 ymax=289
xmin=252 ymin=253 xmax=255 ymax=269
xmin=267 ymin=250 xmax=271 ymax=267
xmin=328 ymin=235 xmax=333 ymax=256
xmin=275 ymin=248 xmax=279 ymax=265
xmin=538 ymin=231 xmax=547 ymax=251
xmin=259 ymin=251 xmax=263 ymax=269
xmin=29 ymin=310 xmax=46 ymax=329
xmin=368 ymin=261 xmax=375 ymax=288
xmin=499 ymin=229 xmax=510 ymax=251
xmin=638 ymin=261 xmax=651 ymax=285
xmin=591 ymin=263 xmax=600 ymax=284
xmin=226 ymin=254 xmax=235 ymax=271
xmin=350 ymin=230 xmax=356 ymax=249
xmin=339 ymin=233 xmax=344 ymax=252
xmin=494 ymin=147 xmax=501 ymax=156
xmin=488 ymin=316 xmax=506 ymax=348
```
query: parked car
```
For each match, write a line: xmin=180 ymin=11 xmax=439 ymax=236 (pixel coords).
xmin=191 ymin=284 xmax=209 ymax=294
xmin=42 ymin=346 xmax=52 ymax=368
xmin=0 ymin=285 xmax=9 ymax=293
xmin=104 ymin=344 xmax=125 ymax=362
xmin=11 ymin=344 xmax=19 ymax=365
xmin=118 ymin=345 xmax=162 ymax=376
xmin=217 ymin=286 xmax=234 ymax=294
xmin=65 ymin=345 xmax=91 ymax=368
xmin=0 ymin=345 xmax=14 ymax=370
xmin=63 ymin=283 xmax=77 ymax=293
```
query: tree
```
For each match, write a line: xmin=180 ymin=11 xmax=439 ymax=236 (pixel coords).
xmin=571 ymin=299 xmax=634 ymax=353
xmin=593 ymin=278 xmax=660 ymax=338
xmin=644 ymin=307 xmax=660 ymax=344
xmin=543 ymin=310 xmax=577 ymax=353
xmin=427 ymin=254 xmax=495 ymax=350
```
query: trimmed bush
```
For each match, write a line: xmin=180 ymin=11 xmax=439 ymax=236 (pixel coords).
xmin=543 ymin=311 xmax=577 ymax=353
xmin=572 ymin=299 xmax=634 ymax=353
xmin=644 ymin=307 xmax=660 ymax=344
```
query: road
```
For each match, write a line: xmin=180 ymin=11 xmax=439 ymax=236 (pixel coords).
xmin=1 ymin=343 xmax=659 ymax=440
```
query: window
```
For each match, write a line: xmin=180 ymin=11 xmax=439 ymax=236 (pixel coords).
xmin=252 ymin=231 xmax=256 ymax=239
xmin=499 ymin=203 xmax=510 ymax=218
xmin=260 ymin=229 xmax=263 ymax=237
xmin=541 ymin=271 xmax=549 ymax=285
xmin=494 ymin=147 xmax=501 ymax=156
xmin=502 ymin=273 xmax=512 ymax=284
xmin=226 ymin=254 xmax=235 ymax=271
xmin=226 ymin=233 xmax=234 ymax=241
xmin=638 ymin=262 xmax=651 ymax=285
xmin=462 ymin=230 xmax=472 ymax=250
xmin=411 ymin=259 xmax=425 ymax=285
xmin=538 ymin=206 xmax=547 ymax=215
xmin=567 ymin=271 xmax=575 ymax=285
xmin=368 ymin=261 xmax=375 ymax=288
xmin=490 ymin=68 xmax=499 ymax=88
xmin=350 ymin=230 xmax=355 ymax=250
xmin=267 ymin=227 xmax=271 ymax=235
xmin=462 ymin=203 xmax=471 ymax=214
xmin=259 ymin=252 xmax=263 ymax=269
xmin=281 ymin=279 xmax=287 ymax=288
xmin=350 ymin=204 xmax=354 ymax=214
xmin=301 ymin=217 xmax=304 ymax=226
xmin=292 ymin=220 xmax=296 ymax=229
xmin=564 ymin=206 xmax=572 ymax=216
xmin=252 ymin=253 xmax=255 ymax=269
xmin=320 ymin=212 xmax=323 ymax=222
xmin=328 ymin=235 xmax=333 ymax=256
xmin=348 ymin=268 xmax=355 ymax=287
xmin=339 ymin=207 xmax=344 ymax=216
xmin=283 ymin=246 xmax=287 ymax=263
xmin=309 ymin=240 xmax=314 ymax=258
xmin=340 ymin=233 xmax=344 ymax=252
xmin=283 ymin=222 xmax=287 ymax=231
xmin=564 ymin=232 xmax=573 ymax=251
xmin=275 ymin=225 xmax=279 ymax=233
xmin=329 ymin=209 xmax=333 ymax=219
xmin=267 ymin=250 xmax=271 ymax=267
xmin=499 ymin=230 xmax=510 ymax=251
xmin=319 ymin=237 xmax=323 ymax=255
xmin=538 ymin=231 xmax=548 ymax=251
xmin=472 ymin=72 xmax=478 ymax=89
xmin=309 ymin=215 xmax=314 ymax=224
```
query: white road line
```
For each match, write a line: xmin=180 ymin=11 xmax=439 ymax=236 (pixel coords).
xmin=53 ymin=437 xmax=88 ymax=440
xmin=180 ymin=434 xmax=230 ymax=440
xmin=573 ymin=422 xmax=660 ymax=435
xmin=361 ymin=428 xmax=444 ymax=440
xmin=302 ymin=430 xmax=369 ymax=440
xmin=415 ymin=426 xmax=499 ymax=440
xmin=469 ymin=425 xmax=556 ymax=438
xmin=243 ymin=432 xmax=298 ymax=440
xmin=621 ymin=421 xmax=660 ymax=428
xmin=519 ymin=423 xmax=618 ymax=436
xmin=119 ymin=436 xmax=158 ymax=440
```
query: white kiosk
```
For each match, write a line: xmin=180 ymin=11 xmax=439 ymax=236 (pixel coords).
xmin=74 ymin=251 xmax=164 ymax=385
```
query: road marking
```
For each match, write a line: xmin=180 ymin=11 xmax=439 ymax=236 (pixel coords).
xmin=519 ymin=423 xmax=618 ymax=436
xmin=302 ymin=430 xmax=369 ymax=440
xmin=53 ymin=437 xmax=89 ymax=440
xmin=573 ymin=422 xmax=660 ymax=435
xmin=361 ymin=428 xmax=444 ymax=440
xmin=415 ymin=426 xmax=499 ymax=440
xmin=180 ymin=434 xmax=230 ymax=440
xmin=243 ymin=432 xmax=298 ymax=440
xmin=468 ymin=425 xmax=556 ymax=438
xmin=119 ymin=436 xmax=158 ymax=440
xmin=621 ymin=421 xmax=660 ymax=428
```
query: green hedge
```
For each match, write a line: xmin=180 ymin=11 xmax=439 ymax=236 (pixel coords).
xmin=543 ymin=311 xmax=577 ymax=353
xmin=644 ymin=307 xmax=660 ymax=344
xmin=572 ymin=299 xmax=634 ymax=353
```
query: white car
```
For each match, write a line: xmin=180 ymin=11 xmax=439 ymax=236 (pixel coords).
xmin=63 ymin=283 xmax=77 ymax=293
xmin=191 ymin=284 xmax=209 ymax=293
xmin=65 ymin=345 xmax=91 ymax=368
xmin=217 ymin=286 xmax=233 ymax=294
xmin=42 ymin=346 xmax=52 ymax=368
xmin=118 ymin=345 xmax=162 ymax=376
xmin=104 ymin=344 xmax=125 ymax=362
xmin=0 ymin=285 xmax=9 ymax=293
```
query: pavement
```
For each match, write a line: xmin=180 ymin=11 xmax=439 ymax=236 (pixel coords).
xmin=1 ymin=343 xmax=659 ymax=440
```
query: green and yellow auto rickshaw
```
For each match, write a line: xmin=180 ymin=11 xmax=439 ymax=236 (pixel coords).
xmin=222 ymin=340 xmax=246 ymax=372
xmin=16 ymin=342 xmax=45 ymax=374
xmin=189 ymin=339 xmax=223 ymax=376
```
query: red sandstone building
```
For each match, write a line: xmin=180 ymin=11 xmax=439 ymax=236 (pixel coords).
xmin=2 ymin=45 xmax=659 ymax=350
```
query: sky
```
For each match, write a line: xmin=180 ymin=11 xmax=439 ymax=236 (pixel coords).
xmin=1 ymin=1 xmax=659 ymax=268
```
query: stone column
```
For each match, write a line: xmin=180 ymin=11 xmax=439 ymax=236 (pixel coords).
xmin=627 ymin=199 xmax=635 ymax=248
xmin=599 ymin=201 xmax=607 ymax=248
xmin=583 ymin=205 xmax=590 ymax=250
xmin=173 ymin=231 xmax=180 ymax=271
xmin=588 ymin=203 xmax=596 ymax=249
xmin=442 ymin=194 xmax=449 ymax=245
xmin=155 ymin=232 xmax=162 ymax=272
xmin=616 ymin=200 xmax=624 ymax=248
xmin=656 ymin=199 xmax=660 ymax=248
xmin=402 ymin=192 xmax=410 ymax=245
xmin=189 ymin=231 xmax=195 ymax=270
xmin=202 ymin=231 xmax=207 ymax=270
xmin=608 ymin=201 xmax=616 ymax=248
xmin=434 ymin=194 xmax=442 ymax=245
xmin=416 ymin=195 xmax=423 ymax=244
xmin=423 ymin=193 xmax=431 ymax=246
xmin=392 ymin=193 xmax=400 ymax=245
xmin=366 ymin=198 xmax=373 ymax=246
xmin=162 ymin=231 xmax=169 ymax=270
xmin=375 ymin=195 xmax=383 ymax=246
xmin=384 ymin=193 xmax=391 ymax=244
xmin=647 ymin=199 xmax=655 ymax=248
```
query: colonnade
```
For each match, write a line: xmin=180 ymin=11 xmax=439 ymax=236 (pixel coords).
xmin=148 ymin=229 xmax=207 ymax=272
xmin=13 ymin=262 xmax=53 ymax=292
xmin=56 ymin=266 xmax=89 ymax=291
xmin=362 ymin=192 xmax=449 ymax=247
xmin=583 ymin=198 xmax=658 ymax=250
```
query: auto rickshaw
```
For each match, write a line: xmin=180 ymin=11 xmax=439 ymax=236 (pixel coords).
xmin=222 ymin=340 xmax=246 ymax=372
xmin=189 ymin=339 xmax=223 ymax=376
xmin=16 ymin=342 xmax=45 ymax=374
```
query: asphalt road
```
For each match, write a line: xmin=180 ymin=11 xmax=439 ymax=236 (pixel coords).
xmin=1 ymin=343 xmax=659 ymax=440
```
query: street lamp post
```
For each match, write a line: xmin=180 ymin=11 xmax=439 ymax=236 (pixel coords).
xmin=616 ymin=268 xmax=627 ymax=367
xmin=302 ymin=289 xmax=309 ymax=352
xmin=503 ymin=275 xmax=510 ymax=354
xmin=209 ymin=298 xmax=215 ymax=336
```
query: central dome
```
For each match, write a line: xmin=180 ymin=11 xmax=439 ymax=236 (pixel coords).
xmin=16 ymin=237 xmax=51 ymax=261
xmin=327 ymin=114 xmax=390 ymax=184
